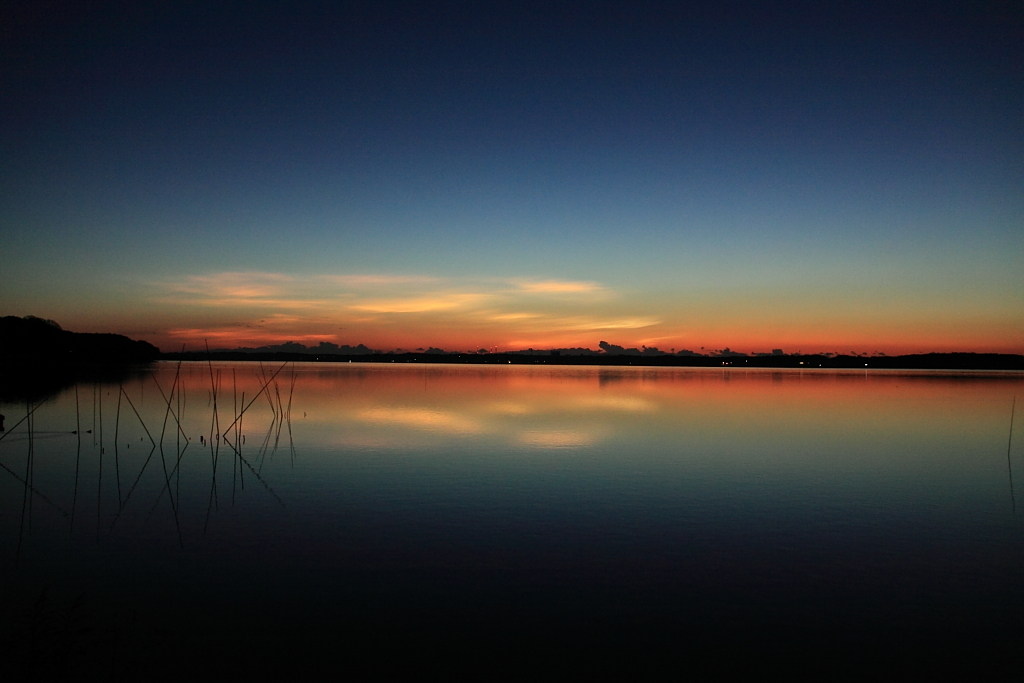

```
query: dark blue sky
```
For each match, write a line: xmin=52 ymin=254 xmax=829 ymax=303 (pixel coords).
xmin=2 ymin=1 xmax=1021 ymax=352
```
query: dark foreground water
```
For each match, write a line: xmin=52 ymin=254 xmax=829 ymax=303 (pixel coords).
xmin=1 ymin=362 xmax=1022 ymax=678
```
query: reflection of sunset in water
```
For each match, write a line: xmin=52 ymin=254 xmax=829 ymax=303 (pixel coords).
xmin=2 ymin=361 xmax=1022 ymax=681
xmin=356 ymin=406 xmax=483 ymax=434
xmin=178 ymin=362 xmax=1019 ymax=468
xmin=519 ymin=430 xmax=600 ymax=449
xmin=112 ymin=361 xmax=1023 ymax=466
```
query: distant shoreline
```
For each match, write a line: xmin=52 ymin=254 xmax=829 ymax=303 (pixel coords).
xmin=160 ymin=351 xmax=1024 ymax=371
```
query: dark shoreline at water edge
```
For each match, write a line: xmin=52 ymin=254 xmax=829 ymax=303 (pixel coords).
xmin=3 ymin=316 xmax=1021 ymax=397
xmin=162 ymin=350 xmax=1024 ymax=370
xmin=0 ymin=316 xmax=159 ymax=402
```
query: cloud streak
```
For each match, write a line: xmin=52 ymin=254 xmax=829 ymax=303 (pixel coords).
xmin=350 ymin=293 xmax=490 ymax=313
xmin=513 ymin=280 xmax=605 ymax=294
xmin=146 ymin=271 xmax=660 ymax=349
xmin=157 ymin=273 xmax=605 ymax=308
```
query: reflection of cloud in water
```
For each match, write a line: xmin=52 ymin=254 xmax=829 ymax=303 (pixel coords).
xmin=487 ymin=396 xmax=654 ymax=417
xmin=519 ymin=430 xmax=598 ymax=449
xmin=569 ymin=396 xmax=655 ymax=412
xmin=356 ymin=407 xmax=482 ymax=434
xmin=487 ymin=401 xmax=533 ymax=415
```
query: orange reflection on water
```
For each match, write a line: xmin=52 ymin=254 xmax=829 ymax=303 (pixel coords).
xmin=165 ymin=363 xmax=1021 ymax=463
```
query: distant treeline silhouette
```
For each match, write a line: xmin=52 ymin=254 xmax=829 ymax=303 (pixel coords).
xmin=1 ymin=316 xmax=159 ymax=363
xmin=0 ymin=316 xmax=158 ymax=401
xmin=186 ymin=339 xmax=1024 ymax=369
xmin=167 ymin=349 xmax=1024 ymax=371
xmin=219 ymin=341 xmax=377 ymax=355
xmin=210 ymin=340 xmax=723 ymax=357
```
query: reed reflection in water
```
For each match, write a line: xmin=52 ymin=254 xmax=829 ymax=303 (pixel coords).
xmin=1 ymin=363 xmax=1022 ymax=676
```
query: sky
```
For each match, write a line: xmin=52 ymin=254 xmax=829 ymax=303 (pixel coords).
xmin=2 ymin=0 xmax=1021 ymax=354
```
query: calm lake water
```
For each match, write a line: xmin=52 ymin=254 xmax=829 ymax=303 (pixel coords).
xmin=2 ymin=362 xmax=1022 ymax=676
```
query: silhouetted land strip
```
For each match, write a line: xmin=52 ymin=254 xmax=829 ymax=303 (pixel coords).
xmin=163 ymin=350 xmax=1024 ymax=370
xmin=1 ymin=316 xmax=158 ymax=401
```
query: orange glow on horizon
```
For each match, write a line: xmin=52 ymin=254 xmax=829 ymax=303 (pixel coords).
xmin=138 ymin=324 xmax=1023 ymax=357
xmin=32 ymin=268 xmax=1022 ymax=356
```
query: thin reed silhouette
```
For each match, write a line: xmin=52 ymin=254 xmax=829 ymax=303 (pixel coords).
xmin=72 ymin=385 xmax=81 ymax=530
xmin=16 ymin=402 xmax=33 ymax=564
xmin=96 ymin=387 xmax=102 ymax=541
xmin=114 ymin=383 xmax=123 ymax=506
xmin=1008 ymin=396 xmax=1017 ymax=512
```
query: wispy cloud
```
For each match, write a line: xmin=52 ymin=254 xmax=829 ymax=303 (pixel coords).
xmin=163 ymin=312 xmax=341 ymax=347
xmin=155 ymin=272 xmax=619 ymax=314
xmin=163 ymin=272 xmax=281 ymax=299
xmin=148 ymin=270 xmax=659 ymax=348
xmin=513 ymin=280 xmax=605 ymax=294
xmin=559 ymin=317 xmax=660 ymax=331
xmin=501 ymin=315 xmax=660 ymax=332
xmin=157 ymin=271 xmax=343 ymax=310
xmin=486 ymin=312 xmax=544 ymax=322
xmin=350 ymin=293 xmax=489 ymax=313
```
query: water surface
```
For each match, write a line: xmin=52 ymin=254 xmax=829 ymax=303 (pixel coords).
xmin=2 ymin=363 xmax=1022 ymax=675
